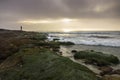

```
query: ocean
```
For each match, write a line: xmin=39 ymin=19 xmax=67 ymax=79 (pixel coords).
xmin=48 ymin=31 xmax=120 ymax=47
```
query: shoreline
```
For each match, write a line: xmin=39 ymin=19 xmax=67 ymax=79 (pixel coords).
xmin=60 ymin=44 xmax=120 ymax=58
xmin=0 ymin=29 xmax=120 ymax=80
xmin=60 ymin=44 xmax=120 ymax=75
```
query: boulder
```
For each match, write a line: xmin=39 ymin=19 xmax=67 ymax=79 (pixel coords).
xmin=52 ymin=48 xmax=59 ymax=52
xmin=99 ymin=66 xmax=113 ymax=76
xmin=71 ymin=50 xmax=77 ymax=53
xmin=111 ymin=69 xmax=120 ymax=75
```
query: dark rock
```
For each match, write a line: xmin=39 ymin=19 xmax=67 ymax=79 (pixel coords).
xmin=84 ymin=60 xmax=97 ymax=65
xmin=59 ymin=51 xmax=62 ymax=55
xmin=57 ymin=52 xmax=62 ymax=55
xmin=53 ymin=38 xmax=59 ymax=42
xmin=90 ymin=50 xmax=94 ymax=52
xmin=111 ymin=69 xmax=120 ymax=75
xmin=99 ymin=66 xmax=113 ymax=76
xmin=45 ymin=46 xmax=51 ymax=48
xmin=52 ymin=48 xmax=59 ymax=52
xmin=71 ymin=50 xmax=77 ymax=53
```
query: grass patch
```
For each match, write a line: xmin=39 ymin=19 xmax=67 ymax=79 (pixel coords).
xmin=35 ymin=41 xmax=74 ymax=47
xmin=74 ymin=50 xmax=119 ymax=66
xmin=30 ymin=33 xmax=47 ymax=41
xmin=58 ymin=42 xmax=75 ymax=45
xmin=0 ymin=48 xmax=99 ymax=80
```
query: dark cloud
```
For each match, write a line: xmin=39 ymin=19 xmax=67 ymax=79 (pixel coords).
xmin=63 ymin=0 xmax=120 ymax=18
xmin=0 ymin=0 xmax=120 ymax=19
xmin=0 ymin=0 xmax=69 ymax=19
xmin=0 ymin=0 xmax=120 ymax=30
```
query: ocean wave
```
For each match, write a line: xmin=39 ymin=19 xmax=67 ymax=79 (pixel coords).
xmin=48 ymin=33 xmax=120 ymax=47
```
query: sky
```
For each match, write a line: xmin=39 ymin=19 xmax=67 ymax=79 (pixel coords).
xmin=0 ymin=0 xmax=120 ymax=32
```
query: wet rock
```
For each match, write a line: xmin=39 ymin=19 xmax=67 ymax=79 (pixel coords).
xmin=57 ymin=52 xmax=62 ymax=55
xmin=111 ymin=69 xmax=120 ymax=75
xmin=52 ymin=48 xmax=59 ymax=52
xmin=90 ymin=50 xmax=95 ymax=52
xmin=84 ymin=61 xmax=91 ymax=64
xmin=99 ymin=66 xmax=113 ymax=76
xmin=44 ymin=46 xmax=51 ymax=48
xmin=84 ymin=59 xmax=97 ymax=65
xmin=71 ymin=50 xmax=77 ymax=53
xmin=102 ymin=75 xmax=120 ymax=80
xmin=59 ymin=51 xmax=62 ymax=55
xmin=53 ymin=38 xmax=59 ymax=42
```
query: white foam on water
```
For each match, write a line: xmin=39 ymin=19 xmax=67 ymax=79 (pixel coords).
xmin=48 ymin=32 xmax=120 ymax=47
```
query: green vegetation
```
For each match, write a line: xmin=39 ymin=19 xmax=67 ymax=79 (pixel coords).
xmin=30 ymin=33 xmax=47 ymax=41
xmin=35 ymin=41 xmax=74 ymax=46
xmin=34 ymin=41 xmax=74 ymax=50
xmin=0 ymin=29 xmax=99 ymax=80
xmin=59 ymin=42 xmax=75 ymax=45
xmin=0 ymin=48 xmax=99 ymax=80
xmin=74 ymin=50 xmax=119 ymax=66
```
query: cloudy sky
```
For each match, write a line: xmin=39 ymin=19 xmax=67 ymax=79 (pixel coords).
xmin=0 ymin=0 xmax=120 ymax=32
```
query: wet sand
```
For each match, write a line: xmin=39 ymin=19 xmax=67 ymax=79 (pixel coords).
xmin=60 ymin=44 xmax=120 ymax=74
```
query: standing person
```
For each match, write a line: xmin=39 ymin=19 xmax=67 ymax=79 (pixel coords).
xmin=20 ymin=26 xmax=23 ymax=31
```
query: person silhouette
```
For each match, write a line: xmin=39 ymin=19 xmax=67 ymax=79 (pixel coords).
xmin=20 ymin=26 xmax=23 ymax=31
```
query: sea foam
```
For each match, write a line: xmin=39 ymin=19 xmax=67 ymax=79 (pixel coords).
xmin=48 ymin=32 xmax=120 ymax=47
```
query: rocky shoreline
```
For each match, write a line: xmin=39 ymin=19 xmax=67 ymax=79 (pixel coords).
xmin=0 ymin=29 xmax=120 ymax=80
xmin=0 ymin=29 xmax=98 ymax=80
xmin=60 ymin=48 xmax=120 ymax=80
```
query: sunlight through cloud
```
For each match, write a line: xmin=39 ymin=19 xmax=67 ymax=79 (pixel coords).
xmin=63 ymin=29 xmax=72 ymax=32
xmin=18 ymin=18 xmax=77 ymax=24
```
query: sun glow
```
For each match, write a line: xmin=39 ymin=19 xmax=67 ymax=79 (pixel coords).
xmin=19 ymin=18 xmax=76 ymax=24
xmin=63 ymin=29 xmax=72 ymax=32
xmin=19 ymin=20 xmax=54 ymax=24
xmin=61 ymin=18 xmax=73 ymax=24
